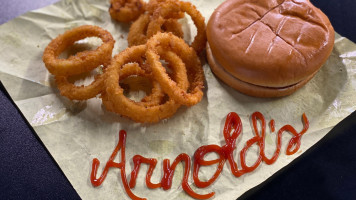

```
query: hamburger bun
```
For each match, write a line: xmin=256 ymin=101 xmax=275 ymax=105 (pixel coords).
xmin=206 ymin=0 xmax=334 ymax=97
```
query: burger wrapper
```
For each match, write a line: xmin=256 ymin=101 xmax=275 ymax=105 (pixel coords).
xmin=1 ymin=0 xmax=356 ymax=199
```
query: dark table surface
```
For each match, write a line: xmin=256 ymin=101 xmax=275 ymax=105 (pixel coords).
xmin=1 ymin=0 xmax=356 ymax=200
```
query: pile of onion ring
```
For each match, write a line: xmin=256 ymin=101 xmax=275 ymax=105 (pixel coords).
xmin=42 ymin=0 xmax=206 ymax=123
xmin=111 ymin=0 xmax=207 ymax=54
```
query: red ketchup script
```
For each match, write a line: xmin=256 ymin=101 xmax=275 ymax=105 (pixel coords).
xmin=90 ymin=111 xmax=309 ymax=200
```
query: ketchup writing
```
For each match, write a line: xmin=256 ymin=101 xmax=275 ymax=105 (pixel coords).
xmin=90 ymin=112 xmax=309 ymax=200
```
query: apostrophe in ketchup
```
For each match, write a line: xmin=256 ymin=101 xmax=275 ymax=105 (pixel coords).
xmin=90 ymin=112 xmax=309 ymax=200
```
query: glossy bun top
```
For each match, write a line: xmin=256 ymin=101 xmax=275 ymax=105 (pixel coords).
xmin=207 ymin=0 xmax=334 ymax=87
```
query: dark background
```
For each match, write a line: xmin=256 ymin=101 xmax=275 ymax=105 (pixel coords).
xmin=0 ymin=0 xmax=356 ymax=199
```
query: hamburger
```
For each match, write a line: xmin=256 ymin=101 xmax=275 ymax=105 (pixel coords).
xmin=206 ymin=0 xmax=334 ymax=97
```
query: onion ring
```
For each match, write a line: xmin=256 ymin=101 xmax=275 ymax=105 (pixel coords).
xmin=120 ymin=62 xmax=165 ymax=107
xmin=55 ymin=70 xmax=106 ymax=101
xmin=127 ymin=14 xmax=151 ymax=47
xmin=104 ymin=45 xmax=189 ymax=123
xmin=101 ymin=62 xmax=164 ymax=111
xmin=127 ymin=14 xmax=183 ymax=47
xmin=146 ymin=32 xmax=204 ymax=106
xmin=145 ymin=0 xmax=185 ymax=19
xmin=145 ymin=0 xmax=168 ymax=14
xmin=109 ymin=0 xmax=146 ymax=23
xmin=146 ymin=0 xmax=207 ymax=53
xmin=162 ymin=19 xmax=184 ymax=39
xmin=42 ymin=25 xmax=114 ymax=76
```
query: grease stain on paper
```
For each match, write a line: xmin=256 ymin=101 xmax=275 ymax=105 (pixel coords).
xmin=148 ymin=140 xmax=175 ymax=154
xmin=31 ymin=105 xmax=67 ymax=126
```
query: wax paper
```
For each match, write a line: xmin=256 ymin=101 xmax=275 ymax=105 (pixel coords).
xmin=1 ymin=0 xmax=356 ymax=199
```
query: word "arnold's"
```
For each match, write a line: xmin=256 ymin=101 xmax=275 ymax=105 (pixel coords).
xmin=90 ymin=111 xmax=309 ymax=200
